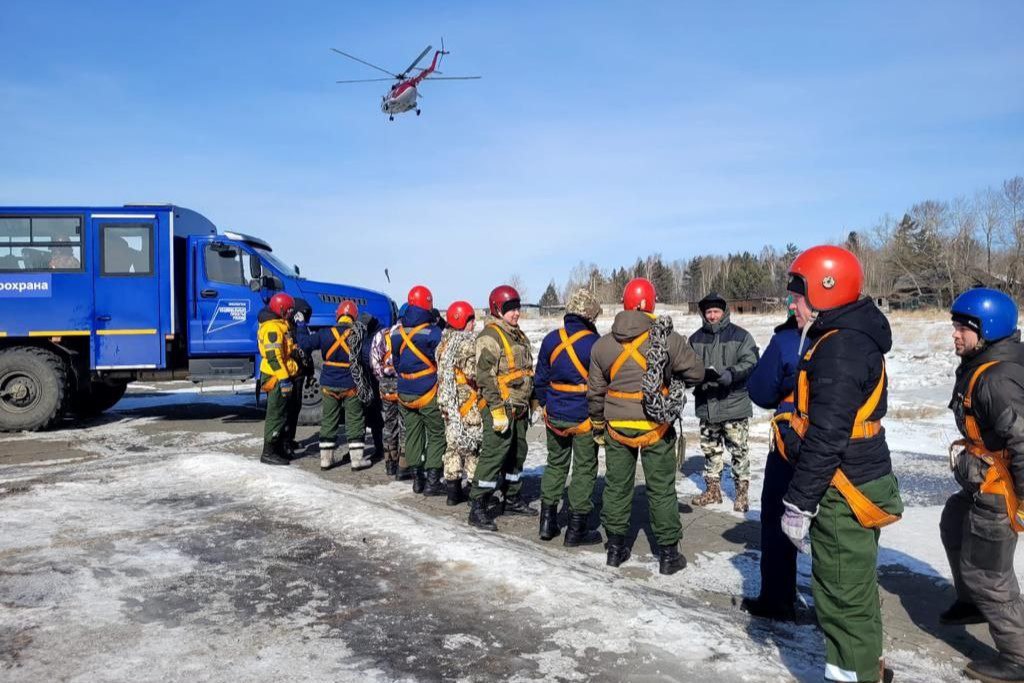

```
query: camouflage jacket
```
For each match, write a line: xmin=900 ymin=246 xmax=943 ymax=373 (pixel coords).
xmin=437 ymin=328 xmax=482 ymax=426
xmin=476 ymin=317 xmax=534 ymax=409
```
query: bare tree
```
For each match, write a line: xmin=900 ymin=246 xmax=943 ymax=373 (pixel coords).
xmin=978 ymin=188 xmax=1002 ymax=275
xmin=506 ymin=273 xmax=528 ymax=304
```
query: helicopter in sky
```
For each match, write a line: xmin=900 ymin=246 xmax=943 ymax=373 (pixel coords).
xmin=331 ymin=40 xmax=480 ymax=120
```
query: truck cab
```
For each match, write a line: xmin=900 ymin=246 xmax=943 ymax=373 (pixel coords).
xmin=0 ymin=205 xmax=395 ymax=431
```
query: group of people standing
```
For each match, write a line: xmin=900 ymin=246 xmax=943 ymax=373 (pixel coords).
xmin=255 ymin=244 xmax=1024 ymax=683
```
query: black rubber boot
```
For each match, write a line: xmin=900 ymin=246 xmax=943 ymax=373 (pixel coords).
xmin=284 ymin=440 xmax=301 ymax=457
xmin=739 ymin=596 xmax=796 ymax=622
xmin=395 ymin=454 xmax=413 ymax=481
xmin=965 ymin=655 xmax=1024 ymax=683
xmin=940 ymin=600 xmax=986 ymax=625
xmin=260 ymin=442 xmax=290 ymax=466
xmin=385 ymin=460 xmax=398 ymax=477
xmin=538 ymin=504 xmax=560 ymax=541
xmin=412 ymin=466 xmax=425 ymax=494
xmin=563 ymin=511 xmax=602 ymax=547
xmin=605 ymin=534 xmax=631 ymax=567
xmin=446 ymin=479 xmax=468 ymax=506
xmin=422 ymin=468 xmax=445 ymax=497
xmin=503 ymin=494 xmax=538 ymax=517
xmin=468 ymin=496 xmax=498 ymax=531
xmin=658 ymin=544 xmax=687 ymax=575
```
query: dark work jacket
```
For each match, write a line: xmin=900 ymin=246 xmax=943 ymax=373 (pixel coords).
xmin=950 ymin=332 xmax=1024 ymax=499
xmin=690 ymin=311 xmax=759 ymax=422
xmin=390 ymin=304 xmax=442 ymax=397
xmin=298 ymin=320 xmax=356 ymax=390
xmin=747 ymin=317 xmax=805 ymax=415
xmin=781 ymin=298 xmax=894 ymax=513
xmin=534 ymin=314 xmax=599 ymax=424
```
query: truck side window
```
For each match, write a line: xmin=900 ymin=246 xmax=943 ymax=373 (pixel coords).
xmin=205 ymin=244 xmax=245 ymax=285
xmin=101 ymin=225 xmax=153 ymax=276
xmin=0 ymin=216 xmax=83 ymax=272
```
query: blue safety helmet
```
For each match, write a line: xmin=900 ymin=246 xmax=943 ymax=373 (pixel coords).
xmin=950 ymin=288 xmax=1019 ymax=342
xmin=398 ymin=302 xmax=409 ymax=319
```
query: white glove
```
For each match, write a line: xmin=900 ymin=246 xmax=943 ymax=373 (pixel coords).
xmin=781 ymin=500 xmax=815 ymax=554
xmin=292 ymin=311 xmax=306 ymax=323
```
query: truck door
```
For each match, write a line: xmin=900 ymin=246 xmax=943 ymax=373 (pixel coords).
xmin=193 ymin=241 xmax=262 ymax=355
xmin=92 ymin=216 xmax=163 ymax=368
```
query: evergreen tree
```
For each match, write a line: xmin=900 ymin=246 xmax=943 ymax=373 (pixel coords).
xmin=539 ymin=280 xmax=560 ymax=307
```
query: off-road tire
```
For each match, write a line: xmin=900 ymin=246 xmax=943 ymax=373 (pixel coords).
xmin=0 ymin=346 xmax=69 ymax=432
xmin=298 ymin=350 xmax=323 ymax=426
xmin=72 ymin=380 xmax=129 ymax=417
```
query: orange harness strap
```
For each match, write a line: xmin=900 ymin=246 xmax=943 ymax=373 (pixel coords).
xmin=953 ymin=361 xmax=1024 ymax=533
xmin=324 ymin=327 xmax=353 ymax=368
xmin=548 ymin=328 xmax=593 ymax=393
xmin=399 ymin=384 xmax=438 ymax=410
xmin=398 ymin=323 xmax=437 ymax=380
xmin=487 ymin=323 xmax=534 ymax=402
xmin=770 ymin=330 xmax=898 ymax=529
xmin=322 ymin=386 xmax=357 ymax=400
xmin=455 ymin=369 xmax=486 ymax=417
xmin=607 ymin=422 xmax=670 ymax=449
xmin=609 ymin=331 xmax=649 ymax=382
xmin=542 ymin=409 xmax=593 ymax=438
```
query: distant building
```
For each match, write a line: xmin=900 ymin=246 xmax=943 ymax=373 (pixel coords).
xmin=687 ymin=297 xmax=784 ymax=315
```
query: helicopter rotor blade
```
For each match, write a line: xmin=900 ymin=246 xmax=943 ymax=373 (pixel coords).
xmin=423 ymin=76 xmax=482 ymax=80
xmin=330 ymin=48 xmax=399 ymax=78
xmin=400 ymin=45 xmax=432 ymax=76
xmin=336 ymin=78 xmax=397 ymax=83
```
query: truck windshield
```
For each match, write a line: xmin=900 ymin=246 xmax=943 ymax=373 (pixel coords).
xmin=254 ymin=246 xmax=303 ymax=279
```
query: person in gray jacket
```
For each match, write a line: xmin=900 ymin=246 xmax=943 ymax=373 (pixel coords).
xmin=689 ymin=292 xmax=760 ymax=511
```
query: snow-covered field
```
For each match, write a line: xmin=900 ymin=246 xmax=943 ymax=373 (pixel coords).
xmin=0 ymin=308 xmax=1003 ymax=681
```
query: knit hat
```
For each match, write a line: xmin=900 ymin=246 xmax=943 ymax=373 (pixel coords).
xmin=698 ymin=292 xmax=728 ymax=314
xmin=565 ymin=288 xmax=603 ymax=322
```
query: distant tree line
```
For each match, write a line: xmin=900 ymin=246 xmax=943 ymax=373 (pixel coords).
xmin=538 ymin=174 xmax=1024 ymax=309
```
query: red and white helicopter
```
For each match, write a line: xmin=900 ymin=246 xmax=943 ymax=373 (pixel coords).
xmin=331 ymin=40 xmax=480 ymax=120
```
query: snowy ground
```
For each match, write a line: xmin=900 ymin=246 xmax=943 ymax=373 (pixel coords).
xmin=0 ymin=309 xmax=1008 ymax=681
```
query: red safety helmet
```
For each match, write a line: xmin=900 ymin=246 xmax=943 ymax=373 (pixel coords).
xmin=269 ymin=292 xmax=296 ymax=318
xmin=489 ymin=285 xmax=521 ymax=317
xmin=336 ymin=300 xmax=358 ymax=320
xmin=446 ymin=300 xmax=476 ymax=330
xmin=408 ymin=285 xmax=433 ymax=310
xmin=623 ymin=278 xmax=656 ymax=313
xmin=788 ymin=245 xmax=863 ymax=311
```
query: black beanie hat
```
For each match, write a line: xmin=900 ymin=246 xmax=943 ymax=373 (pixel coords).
xmin=698 ymin=292 xmax=728 ymax=314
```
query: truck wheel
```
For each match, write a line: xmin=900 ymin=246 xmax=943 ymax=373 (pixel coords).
xmin=72 ymin=380 xmax=129 ymax=417
xmin=0 ymin=346 xmax=69 ymax=432
xmin=298 ymin=351 xmax=324 ymax=426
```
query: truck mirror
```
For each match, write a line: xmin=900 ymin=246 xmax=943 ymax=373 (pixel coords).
xmin=294 ymin=265 xmax=301 ymax=276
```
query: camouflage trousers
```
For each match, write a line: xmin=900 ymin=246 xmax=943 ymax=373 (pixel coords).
xmin=381 ymin=398 xmax=405 ymax=462
xmin=443 ymin=420 xmax=478 ymax=481
xmin=698 ymin=418 xmax=750 ymax=483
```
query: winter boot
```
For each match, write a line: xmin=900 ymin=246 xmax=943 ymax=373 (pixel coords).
xmin=285 ymin=440 xmax=302 ymax=457
xmin=605 ymin=534 xmax=631 ymax=567
xmin=446 ymin=479 xmax=468 ymax=506
xmin=486 ymin=493 xmax=505 ymax=517
xmin=538 ymin=503 xmax=560 ymax=541
xmin=739 ymin=596 xmax=796 ymax=622
xmin=658 ymin=543 xmax=687 ymax=575
xmin=468 ymin=496 xmax=498 ymax=531
xmin=260 ymin=442 xmax=290 ymax=466
xmin=349 ymin=441 xmax=371 ymax=471
xmin=384 ymin=451 xmax=398 ymax=477
xmin=412 ymin=466 xmax=426 ymax=494
xmin=502 ymin=494 xmax=538 ymax=517
xmin=880 ymin=660 xmax=895 ymax=683
xmin=965 ymin=655 xmax=1024 ymax=683
xmin=733 ymin=480 xmax=750 ymax=513
xmin=422 ymin=468 xmax=445 ymax=496
xmin=319 ymin=446 xmax=336 ymax=470
xmin=395 ymin=454 xmax=413 ymax=481
xmin=690 ymin=477 xmax=722 ymax=506
xmin=564 ymin=511 xmax=602 ymax=547
xmin=940 ymin=600 xmax=986 ymax=625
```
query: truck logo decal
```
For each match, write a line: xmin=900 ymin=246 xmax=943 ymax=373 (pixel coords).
xmin=0 ymin=274 xmax=52 ymax=298
xmin=207 ymin=299 xmax=250 ymax=334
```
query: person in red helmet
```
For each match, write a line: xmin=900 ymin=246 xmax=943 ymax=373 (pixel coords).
xmin=772 ymin=245 xmax=902 ymax=683
xmin=436 ymin=301 xmax=482 ymax=505
xmin=468 ymin=285 xmax=537 ymax=530
xmin=588 ymin=278 xmax=704 ymax=574
xmin=391 ymin=285 xmax=447 ymax=495
xmin=296 ymin=300 xmax=373 ymax=471
xmin=257 ymin=292 xmax=303 ymax=466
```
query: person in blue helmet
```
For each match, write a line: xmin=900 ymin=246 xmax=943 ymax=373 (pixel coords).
xmin=740 ymin=295 xmax=807 ymax=622
xmin=942 ymin=287 xmax=1024 ymax=683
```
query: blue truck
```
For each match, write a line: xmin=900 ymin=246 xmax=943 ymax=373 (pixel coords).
xmin=0 ymin=205 xmax=396 ymax=431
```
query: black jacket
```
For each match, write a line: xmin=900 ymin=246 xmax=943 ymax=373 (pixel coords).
xmin=950 ymin=332 xmax=1024 ymax=499
xmin=782 ymin=298 xmax=894 ymax=512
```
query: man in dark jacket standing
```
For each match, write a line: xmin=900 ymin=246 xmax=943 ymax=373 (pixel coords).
xmin=741 ymin=302 xmax=806 ymax=621
xmin=776 ymin=246 xmax=902 ymax=683
xmin=942 ymin=287 xmax=1024 ymax=683
xmin=689 ymin=293 xmax=759 ymax=512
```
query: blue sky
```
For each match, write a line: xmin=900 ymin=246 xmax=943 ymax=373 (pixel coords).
xmin=1 ymin=1 xmax=1022 ymax=305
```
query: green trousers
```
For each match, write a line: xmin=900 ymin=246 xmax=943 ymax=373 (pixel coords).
xmin=262 ymin=372 xmax=302 ymax=446
xmin=471 ymin=409 xmax=529 ymax=500
xmin=600 ymin=426 xmax=680 ymax=547
xmin=399 ymin=393 xmax=446 ymax=470
xmin=811 ymin=473 xmax=902 ymax=683
xmin=540 ymin=419 xmax=598 ymax=513
xmin=320 ymin=389 xmax=365 ymax=445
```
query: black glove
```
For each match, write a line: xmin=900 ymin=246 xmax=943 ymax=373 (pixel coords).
xmin=702 ymin=368 xmax=720 ymax=384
